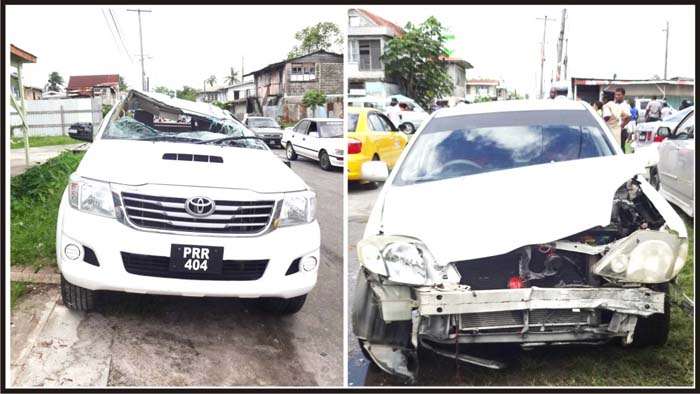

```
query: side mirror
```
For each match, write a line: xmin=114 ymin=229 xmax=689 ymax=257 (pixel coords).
xmin=309 ymin=131 xmax=319 ymax=138
xmin=657 ymin=127 xmax=671 ymax=138
xmin=361 ymin=161 xmax=389 ymax=182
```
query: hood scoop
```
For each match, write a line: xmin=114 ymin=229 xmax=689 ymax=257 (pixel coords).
xmin=163 ymin=153 xmax=223 ymax=163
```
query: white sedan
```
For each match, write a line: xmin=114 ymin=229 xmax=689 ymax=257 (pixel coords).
xmin=282 ymin=118 xmax=344 ymax=170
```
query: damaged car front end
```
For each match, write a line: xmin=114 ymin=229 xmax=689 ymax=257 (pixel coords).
xmin=352 ymin=100 xmax=690 ymax=382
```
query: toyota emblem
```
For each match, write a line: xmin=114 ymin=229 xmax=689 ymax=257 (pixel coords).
xmin=185 ymin=196 xmax=215 ymax=217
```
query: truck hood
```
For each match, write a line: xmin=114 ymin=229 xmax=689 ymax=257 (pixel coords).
xmin=76 ymin=140 xmax=307 ymax=193
xmin=376 ymin=155 xmax=643 ymax=264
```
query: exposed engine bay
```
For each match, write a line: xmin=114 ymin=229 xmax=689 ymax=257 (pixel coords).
xmin=352 ymin=176 xmax=689 ymax=382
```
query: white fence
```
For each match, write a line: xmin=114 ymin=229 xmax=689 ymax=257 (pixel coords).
xmin=10 ymin=97 xmax=104 ymax=137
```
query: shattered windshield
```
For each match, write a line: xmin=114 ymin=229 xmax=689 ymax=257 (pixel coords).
xmin=319 ymin=121 xmax=344 ymax=138
xmin=248 ymin=118 xmax=280 ymax=129
xmin=101 ymin=93 xmax=266 ymax=150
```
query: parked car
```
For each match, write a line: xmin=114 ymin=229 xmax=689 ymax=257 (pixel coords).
xmin=635 ymin=98 xmax=674 ymax=120
xmin=347 ymin=107 xmax=409 ymax=183
xmin=353 ymin=100 xmax=688 ymax=381
xmin=655 ymin=108 xmax=694 ymax=217
xmin=242 ymin=115 xmax=283 ymax=147
xmin=58 ymin=90 xmax=320 ymax=314
xmin=282 ymin=118 xmax=344 ymax=171
xmin=67 ymin=122 xmax=93 ymax=142
xmin=347 ymin=95 xmax=429 ymax=134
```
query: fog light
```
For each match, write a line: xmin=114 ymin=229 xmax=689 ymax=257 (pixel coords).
xmin=301 ymin=256 xmax=318 ymax=272
xmin=64 ymin=244 xmax=81 ymax=260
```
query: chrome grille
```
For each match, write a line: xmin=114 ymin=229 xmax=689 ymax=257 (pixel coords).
xmin=459 ymin=309 xmax=591 ymax=331
xmin=121 ymin=192 xmax=276 ymax=235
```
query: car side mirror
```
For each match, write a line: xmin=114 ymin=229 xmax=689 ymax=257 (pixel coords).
xmin=657 ymin=127 xmax=671 ymax=138
xmin=68 ymin=129 xmax=93 ymax=143
xmin=309 ymin=131 xmax=319 ymax=138
xmin=361 ymin=161 xmax=389 ymax=182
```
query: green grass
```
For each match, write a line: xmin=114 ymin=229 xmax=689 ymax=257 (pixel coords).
xmin=10 ymin=151 xmax=85 ymax=269
xmin=11 ymin=282 xmax=31 ymax=309
xmin=10 ymin=135 xmax=78 ymax=149
xmin=278 ymin=120 xmax=297 ymax=128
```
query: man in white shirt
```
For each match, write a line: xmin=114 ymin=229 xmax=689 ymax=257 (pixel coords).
xmin=603 ymin=88 xmax=631 ymax=151
xmin=661 ymin=102 xmax=674 ymax=119
xmin=385 ymin=97 xmax=402 ymax=128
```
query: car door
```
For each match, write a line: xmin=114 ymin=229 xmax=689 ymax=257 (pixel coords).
xmin=370 ymin=112 xmax=405 ymax=168
xmin=304 ymin=121 xmax=321 ymax=160
xmin=365 ymin=112 xmax=394 ymax=164
xmin=290 ymin=120 xmax=310 ymax=157
xmin=658 ymin=112 xmax=694 ymax=205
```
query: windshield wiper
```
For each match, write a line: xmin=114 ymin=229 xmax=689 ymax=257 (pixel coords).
xmin=140 ymin=135 xmax=202 ymax=143
xmin=195 ymin=136 xmax=264 ymax=145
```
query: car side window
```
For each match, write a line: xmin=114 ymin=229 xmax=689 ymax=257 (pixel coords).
xmin=367 ymin=114 xmax=386 ymax=132
xmin=295 ymin=120 xmax=309 ymax=135
xmin=673 ymin=113 xmax=694 ymax=140
xmin=376 ymin=113 xmax=396 ymax=131
xmin=308 ymin=121 xmax=318 ymax=133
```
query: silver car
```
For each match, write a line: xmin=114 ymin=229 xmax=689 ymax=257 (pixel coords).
xmin=656 ymin=109 xmax=695 ymax=217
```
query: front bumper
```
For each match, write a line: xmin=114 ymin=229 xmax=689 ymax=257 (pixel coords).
xmin=56 ymin=194 xmax=320 ymax=298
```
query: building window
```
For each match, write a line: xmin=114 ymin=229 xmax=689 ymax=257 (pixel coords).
xmin=234 ymin=91 xmax=240 ymax=100
xmin=290 ymin=63 xmax=316 ymax=82
xmin=358 ymin=40 xmax=382 ymax=71
xmin=348 ymin=40 xmax=359 ymax=63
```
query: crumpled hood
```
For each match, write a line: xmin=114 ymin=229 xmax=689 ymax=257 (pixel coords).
xmin=76 ymin=140 xmax=307 ymax=193
xmin=377 ymin=155 xmax=643 ymax=264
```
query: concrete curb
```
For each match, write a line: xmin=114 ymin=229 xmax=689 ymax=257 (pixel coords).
xmin=11 ymin=266 xmax=60 ymax=284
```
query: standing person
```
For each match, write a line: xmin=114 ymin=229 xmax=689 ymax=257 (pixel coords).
xmin=626 ymin=98 xmax=638 ymax=144
xmin=602 ymin=88 xmax=631 ymax=151
xmin=549 ymin=87 xmax=558 ymax=99
xmin=645 ymin=95 xmax=662 ymax=122
xmin=661 ymin=102 xmax=674 ymax=119
xmin=592 ymin=100 xmax=604 ymax=116
xmin=385 ymin=97 xmax=402 ymax=128
xmin=679 ymin=99 xmax=691 ymax=110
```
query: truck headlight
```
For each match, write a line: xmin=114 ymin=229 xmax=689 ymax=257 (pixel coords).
xmin=357 ymin=235 xmax=434 ymax=285
xmin=278 ymin=190 xmax=316 ymax=226
xmin=592 ymin=229 xmax=687 ymax=283
xmin=68 ymin=174 xmax=116 ymax=218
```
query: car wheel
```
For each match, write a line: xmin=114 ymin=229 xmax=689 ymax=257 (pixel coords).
xmin=319 ymin=150 xmax=331 ymax=171
xmin=60 ymin=275 xmax=98 ymax=311
xmin=259 ymin=294 xmax=307 ymax=315
xmin=632 ymin=282 xmax=670 ymax=346
xmin=650 ymin=167 xmax=661 ymax=191
xmin=401 ymin=122 xmax=415 ymax=134
xmin=286 ymin=143 xmax=298 ymax=160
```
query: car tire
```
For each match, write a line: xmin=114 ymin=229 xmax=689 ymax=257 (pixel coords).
xmin=650 ymin=167 xmax=661 ymax=191
xmin=632 ymin=282 xmax=670 ymax=346
xmin=319 ymin=150 xmax=331 ymax=171
xmin=60 ymin=275 xmax=98 ymax=312
xmin=260 ymin=294 xmax=307 ymax=315
xmin=286 ymin=142 xmax=298 ymax=160
xmin=401 ymin=122 xmax=415 ymax=134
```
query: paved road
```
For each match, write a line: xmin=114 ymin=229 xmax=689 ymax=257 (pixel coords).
xmin=10 ymin=148 xmax=344 ymax=387
xmin=10 ymin=144 xmax=88 ymax=176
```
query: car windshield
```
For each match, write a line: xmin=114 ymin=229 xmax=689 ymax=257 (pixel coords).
xmin=348 ymin=114 xmax=359 ymax=132
xmin=318 ymin=121 xmax=343 ymax=138
xmin=248 ymin=118 xmax=280 ymax=128
xmin=101 ymin=93 xmax=265 ymax=150
xmin=394 ymin=110 xmax=615 ymax=186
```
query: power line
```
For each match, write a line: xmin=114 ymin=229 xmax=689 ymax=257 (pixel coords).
xmin=109 ymin=8 xmax=133 ymax=63
xmin=101 ymin=9 xmax=128 ymax=62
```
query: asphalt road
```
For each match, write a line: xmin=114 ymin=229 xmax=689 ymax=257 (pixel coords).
xmin=10 ymin=148 xmax=344 ymax=387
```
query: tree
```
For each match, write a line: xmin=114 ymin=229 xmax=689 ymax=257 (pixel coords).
xmin=46 ymin=71 xmax=64 ymax=92
xmin=288 ymin=22 xmax=342 ymax=59
xmin=154 ymin=86 xmax=175 ymax=97
xmin=381 ymin=17 xmax=454 ymax=110
xmin=224 ymin=67 xmax=240 ymax=85
xmin=119 ymin=76 xmax=128 ymax=92
xmin=206 ymin=75 xmax=217 ymax=88
xmin=302 ymin=90 xmax=326 ymax=117
xmin=176 ymin=86 xmax=198 ymax=102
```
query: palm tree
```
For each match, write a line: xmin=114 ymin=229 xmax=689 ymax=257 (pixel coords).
xmin=46 ymin=71 xmax=64 ymax=92
xmin=206 ymin=75 xmax=217 ymax=88
xmin=224 ymin=67 xmax=240 ymax=85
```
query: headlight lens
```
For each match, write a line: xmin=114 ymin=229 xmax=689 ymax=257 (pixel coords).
xmin=357 ymin=236 xmax=432 ymax=285
xmin=68 ymin=174 xmax=116 ymax=218
xmin=592 ymin=230 xmax=686 ymax=283
xmin=278 ymin=190 xmax=316 ymax=226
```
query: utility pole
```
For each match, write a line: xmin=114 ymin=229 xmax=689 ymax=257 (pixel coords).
xmin=127 ymin=8 xmax=151 ymax=91
xmin=536 ymin=15 xmax=555 ymax=98
xmin=563 ymin=38 xmax=569 ymax=80
xmin=556 ymin=8 xmax=567 ymax=82
xmin=241 ymin=56 xmax=245 ymax=79
xmin=662 ymin=21 xmax=669 ymax=80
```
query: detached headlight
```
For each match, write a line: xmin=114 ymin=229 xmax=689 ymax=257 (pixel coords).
xmin=357 ymin=236 xmax=434 ymax=285
xmin=68 ymin=174 xmax=116 ymax=218
xmin=592 ymin=229 xmax=687 ymax=283
xmin=278 ymin=190 xmax=316 ymax=227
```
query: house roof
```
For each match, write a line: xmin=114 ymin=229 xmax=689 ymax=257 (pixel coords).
xmin=571 ymin=77 xmax=694 ymax=86
xmin=67 ymin=74 xmax=119 ymax=90
xmin=356 ymin=9 xmax=403 ymax=36
xmin=468 ymin=79 xmax=500 ymax=85
xmin=11 ymin=44 xmax=37 ymax=63
xmin=243 ymin=50 xmax=342 ymax=77
xmin=441 ymin=56 xmax=473 ymax=69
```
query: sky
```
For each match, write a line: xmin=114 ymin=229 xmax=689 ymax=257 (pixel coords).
xmin=7 ymin=5 xmax=346 ymax=92
xmin=7 ymin=5 xmax=695 ymax=99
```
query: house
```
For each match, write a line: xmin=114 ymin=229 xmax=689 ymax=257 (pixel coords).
xmin=466 ymin=79 xmax=502 ymax=101
xmin=244 ymin=50 xmax=343 ymax=121
xmin=437 ymin=57 xmax=473 ymax=106
xmin=570 ymin=77 xmax=694 ymax=108
xmin=346 ymin=8 xmax=403 ymax=99
xmin=196 ymin=86 xmax=227 ymax=103
xmin=66 ymin=74 xmax=120 ymax=105
xmin=11 ymin=73 xmax=42 ymax=100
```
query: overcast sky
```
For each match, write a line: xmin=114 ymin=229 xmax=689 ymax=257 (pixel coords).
xmin=7 ymin=5 xmax=695 ymax=98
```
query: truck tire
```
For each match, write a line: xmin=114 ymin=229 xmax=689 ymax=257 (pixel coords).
xmin=633 ymin=282 xmax=671 ymax=346
xmin=260 ymin=294 xmax=307 ymax=315
xmin=60 ymin=275 xmax=98 ymax=312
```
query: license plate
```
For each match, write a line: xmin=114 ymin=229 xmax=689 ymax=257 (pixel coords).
xmin=169 ymin=244 xmax=223 ymax=274
xmin=639 ymin=133 xmax=646 ymax=141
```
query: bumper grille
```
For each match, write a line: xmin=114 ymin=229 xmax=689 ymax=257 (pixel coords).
xmin=459 ymin=309 xmax=591 ymax=331
xmin=121 ymin=192 xmax=275 ymax=235
xmin=121 ymin=252 xmax=268 ymax=281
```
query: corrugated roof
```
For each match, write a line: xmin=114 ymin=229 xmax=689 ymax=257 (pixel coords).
xmin=67 ymin=74 xmax=119 ymax=90
xmin=356 ymin=9 xmax=403 ymax=36
xmin=441 ymin=56 xmax=473 ymax=69
xmin=10 ymin=44 xmax=37 ymax=63
xmin=243 ymin=50 xmax=342 ymax=77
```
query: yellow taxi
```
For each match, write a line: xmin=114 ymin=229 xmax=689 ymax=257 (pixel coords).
xmin=347 ymin=107 xmax=409 ymax=181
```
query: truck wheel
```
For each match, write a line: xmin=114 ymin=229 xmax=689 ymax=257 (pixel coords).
xmin=60 ymin=275 xmax=98 ymax=312
xmin=286 ymin=143 xmax=298 ymax=160
xmin=633 ymin=282 xmax=670 ymax=346
xmin=319 ymin=150 xmax=331 ymax=171
xmin=260 ymin=294 xmax=307 ymax=315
